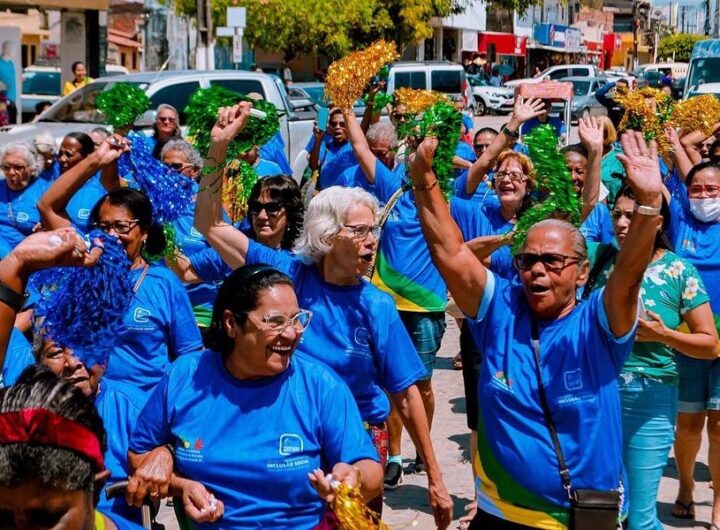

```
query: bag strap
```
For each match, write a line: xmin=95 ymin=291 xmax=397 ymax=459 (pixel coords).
xmin=531 ymin=319 xmax=573 ymax=501
xmin=365 ymin=181 xmax=411 ymax=280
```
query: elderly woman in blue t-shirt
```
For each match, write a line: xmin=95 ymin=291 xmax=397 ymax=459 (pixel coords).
xmin=408 ymin=130 xmax=664 ymax=529
xmin=193 ymin=103 xmax=453 ymax=529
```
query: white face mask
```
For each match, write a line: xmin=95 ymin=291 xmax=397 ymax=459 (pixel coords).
xmin=689 ymin=197 xmax=720 ymax=223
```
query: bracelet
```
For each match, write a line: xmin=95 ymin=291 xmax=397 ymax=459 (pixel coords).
xmin=412 ymin=180 xmax=438 ymax=191
xmin=501 ymin=125 xmax=520 ymax=139
xmin=0 ymin=282 xmax=27 ymax=313
xmin=634 ymin=204 xmax=662 ymax=216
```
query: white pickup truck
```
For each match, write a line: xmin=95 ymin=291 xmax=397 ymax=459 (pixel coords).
xmin=0 ymin=70 xmax=315 ymax=180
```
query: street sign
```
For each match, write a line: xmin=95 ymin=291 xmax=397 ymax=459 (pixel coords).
xmin=216 ymin=26 xmax=234 ymax=37
xmin=227 ymin=7 xmax=246 ymax=28
xmin=233 ymin=33 xmax=243 ymax=63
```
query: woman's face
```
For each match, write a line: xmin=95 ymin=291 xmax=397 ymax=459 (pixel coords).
xmin=73 ymin=63 xmax=87 ymax=82
xmin=249 ymin=191 xmax=288 ymax=248
xmin=493 ymin=158 xmax=529 ymax=208
xmin=58 ymin=137 xmax=86 ymax=172
xmin=328 ymin=113 xmax=347 ymax=143
xmin=155 ymin=108 xmax=178 ymax=138
xmin=688 ymin=168 xmax=720 ymax=200
xmin=2 ymin=151 xmax=33 ymax=191
xmin=227 ymin=284 xmax=304 ymax=378
xmin=38 ymin=338 xmax=103 ymax=398
xmin=327 ymin=203 xmax=378 ymax=279
xmin=564 ymin=151 xmax=587 ymax=195
xmin=611 ymin=195 xmax=635 ymax=245
xmin=0 ymin=483 xmax=96 ymax=530
xmin=162 ymin=149 xmax=198 ymax=180
xmin=94 ymin=201 xmax=145 ymax=261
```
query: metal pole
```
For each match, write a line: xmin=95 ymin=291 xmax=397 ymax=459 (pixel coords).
xmin=705 ymin=0 xmax=711 ymax=35
xmin=205 ymin=0 xmax=213 ymax=69
xmin=632 ymin=0 xmax=639 ymax=70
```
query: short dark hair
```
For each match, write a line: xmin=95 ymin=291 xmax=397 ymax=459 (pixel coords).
xmin=561 ymin=143 xmax=588 ymax=158
xmin=615 ymin=184 xmax=672 ymax=250
xmin=64 ymin=132 xmax=95 ymax=157
xmin=206 ymin=265 xmax=295 ymax=354
xmin=0 ymin=366 xmax=106 ymax=501
xmin=247 ymin=176 xmax=304 ymax=250
xmin=686 ymin=161 xmax=720 ymax=187
xmin=616 ymin=78 xmax=629 ymax=86
xmin=89 ymin=188 xmax=166 ymax=256
xmin=474 ymin=128 xmax=498 ymax=142
xmin=71 ymin=61 xmax=85 ymax=73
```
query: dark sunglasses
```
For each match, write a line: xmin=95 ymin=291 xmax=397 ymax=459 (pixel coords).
xmin=513 ymin=252 xmax=581 ymax=272
xmin=248 ymin=201 xmax=284 ymax=217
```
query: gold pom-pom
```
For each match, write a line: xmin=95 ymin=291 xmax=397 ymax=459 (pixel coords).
xmin=670 ymin=95 xmax=720 ymax=136
xmin=393 ymin=87 xmax=449 ymax=114
xmin=325 ymin=40 xmax=399 ymax=109
xmin=613 ymin=87 xmax=674 ymax=154
xmin=331 ymin=482 xmax=388 ymax=530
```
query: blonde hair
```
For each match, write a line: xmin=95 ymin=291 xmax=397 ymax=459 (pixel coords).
xmin=494 ymin=150 xmax=537 ymax=189
xmin=599 ymin=116 xmax=617 ymax=146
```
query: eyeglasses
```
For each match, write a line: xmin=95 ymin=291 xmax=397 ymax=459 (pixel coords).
xmin=391 ymin=113 xmax=408 ymax=122
xmin=329 ymin=120 xmax=346 ymax=128
xmin=245 ymin=309 xmax=313 ymax=334
xmin=167 ymin=162 xmax=192 ymax=173
xmin=1 ymin=163 xmax=27 ymax=173
xmin=513 ymin=252 xmax=582 ymax=273
xmin=92 ymin=219 xmax=140 ymax=234
xmin=343 ymin=224 xmax=381 ymax=240
xmin=157 ymin=116 xmax=177 ymax=123
xmin=688 ymin=185 xmax=720 ymax=198
xmin=248 ymin=201 xmax=284 ymax=217
xmin=495 ymin=171 xmax=526 ymax=182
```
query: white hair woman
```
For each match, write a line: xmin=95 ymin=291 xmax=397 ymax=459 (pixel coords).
xmin=194 ymin=103 xmax=453 ymax=528
xmin=0 ymin=141 xmax=46 ymax=254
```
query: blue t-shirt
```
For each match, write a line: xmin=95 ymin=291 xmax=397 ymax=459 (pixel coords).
xmin=344 ymin=161 xmax=447 ymax=312
xmin=312 ymin=137 xmax=357 ymax=190
xmin=451 ymin=198 xmax=515 ymax=280
xmin=668 ymin=195 xmax=720 ymax=313
xmin=0 ymin=328 xmax=33 ymax=387
xmin=0 ymin=178 xmax=48 ymax=249
xmin=453 ymin=169 xmax=497 ymax=205
xmin=66 ymin=172 xmax=107 ymax=233
xmin=0 ymin=58 xmax=16 ymax=101
xmin=103 ymin=266 xmax=203 ymax=394
xmin=96 ymin=380 xmax=147 ymax=527
xmin=255 ymin=158 xmax=284 ymax=178
xmin=259 ymin=132 xmax=293 ymax=175
xmin=246 ymin=240 xmax=426 ymax=423
xmin=38 ymin=160 xmax=62 ymax=182
xmin=462 ymin=114 xmax=474 ymax=134
xmin=522 ymin=116 xmax=566 ymax=138
xmin=130 ymin=351 xmax=378 ymax=530
xmin=580 ymin=203 xmax=615 ymax=244
xmin=468 ymin=273 xmax=634 ymax=526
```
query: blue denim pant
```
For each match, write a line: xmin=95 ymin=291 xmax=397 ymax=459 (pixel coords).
xmin=619 ymin=373 xmax=678 ymax=530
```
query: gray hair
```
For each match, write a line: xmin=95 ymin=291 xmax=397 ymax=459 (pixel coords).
xmin=90 ymin=127 xmax=111 ymax=139
xmin=523 ymin=219 xmax=587 ymax=260
xmin=366 ymin=121 xmax=398 ymax=149
xmin=0 ymin=141 xmax=43 ymax=177
xmin=293 ymin=186 xmax=378 ymax=264
xmin=156 ymin=103 xmax=179 ymax=117
xmin=160 ymin=138 xmax=202 ymax=168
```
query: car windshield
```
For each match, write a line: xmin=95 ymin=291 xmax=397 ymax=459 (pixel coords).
xmin=39 ymin=81 xmax=148 ymax=123
xmin=467 ymin=75 xmax=489 ymax=87
xmin=22 ymin=71 xmax=61 ymax=96
xmin=302 ymin=86 xmax=326 ymax=106
xmin=687 ymin=57 xmax=720 ymax=88
xmin=571 ymin=80 xmax=591 ymax=96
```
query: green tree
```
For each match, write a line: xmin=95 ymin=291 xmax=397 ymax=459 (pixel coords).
xmin=657 ymin=33 xmax=708 ymax=62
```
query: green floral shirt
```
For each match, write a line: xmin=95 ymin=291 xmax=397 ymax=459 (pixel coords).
xmin=588 ymin=245 xmax=710 ymax=383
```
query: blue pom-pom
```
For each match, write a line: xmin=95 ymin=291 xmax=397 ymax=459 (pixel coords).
xmin=30 ymin=231 xmax=135 ymax=368
xmin=118 ymin=132 xmax=195 ymax=225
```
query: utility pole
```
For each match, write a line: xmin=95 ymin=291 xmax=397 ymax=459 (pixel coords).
xmin=705 ymin=0 xmax=711 ymax=36
xmin=632 ymin=0 xmax=639 ymax=70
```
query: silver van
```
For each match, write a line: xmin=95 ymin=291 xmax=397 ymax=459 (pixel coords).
xmin=385 ymin=61 xmax=468 ymax=106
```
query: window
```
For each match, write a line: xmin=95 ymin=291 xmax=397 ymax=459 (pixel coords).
xmin=22 ymin=72 xmax=61 ymax=96
xmin=209 ymin=79 xmax=265 ymax=98
xmin=149 ymin=81 xmax=201 ymax=124
xmin=393 ymin=71 xmax=426 ymax=90
xmin=431 ymin=70 xmax=462 ymax=93
xmin=570 ymin=67 xmax=591 ymax=77
xmin=548 ymin=69 xmax=570 ymax=80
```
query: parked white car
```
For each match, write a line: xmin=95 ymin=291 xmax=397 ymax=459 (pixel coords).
xmin=505 ymin=64 xmax=599 ymax=89
xmin=466 ymin=74 xmax=514 ymax=115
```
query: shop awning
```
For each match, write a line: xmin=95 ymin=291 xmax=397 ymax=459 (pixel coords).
xmin=527 ymin=42 xmax=583 ymax=54
xmin=478 ymin=32 xmax=528 ymax=57
xmin=0 ymin=0 xmax=108 ymax=10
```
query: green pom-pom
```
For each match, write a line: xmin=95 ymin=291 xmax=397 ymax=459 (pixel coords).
xmin=363 ymin=92 xmax=394 ymax=112
xmin=185 ymin=86 xmax=280 ymax=166
xmin=96 ymin=82 xmax=151 ymax=130
xmin=512 ymin=125 xmax=581 ymax=253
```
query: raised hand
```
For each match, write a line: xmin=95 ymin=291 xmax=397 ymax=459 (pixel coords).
xmin=210 ymin=102 xmax=253 ymax=145
xmin=8 ymin=228 xmax=103 ymax=276
xmin=95 ymin=134 xmax=130 ymax=166
xmin=409 ymin=136 xmax=439 ymax=181
xmin=578 ymin=115 xmax=604 ymax=153
xmin=616 ymin=131 xmax=663 ymax=205
xmin=511 ymin=97 xmax=546 ymax=124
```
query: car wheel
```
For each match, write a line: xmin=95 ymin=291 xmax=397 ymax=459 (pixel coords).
xmin=581 ymin=108 xmax=590 ymax=120
xmin=473 ymin=98 xmax=487 ymax=116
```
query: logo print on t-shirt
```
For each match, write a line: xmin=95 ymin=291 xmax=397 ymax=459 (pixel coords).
xmin=354 ymin=327 xmax=370 ymax=346
xmin=133 ymin=307 xmax=151 ymax=323
xmin=16 ymin=212 xmax=29 ymax=223
xmin=190 ymin=227 xmax=203 ymax=239
xmin=78 ymin=208 xmax=90 ymax=220
xmin=564 ymin=369 xmax=583 ymax=391
xmin=279 ymin=434 xmax=304 ymax=455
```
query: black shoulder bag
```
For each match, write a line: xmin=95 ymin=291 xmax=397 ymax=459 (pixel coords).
xmin=530 ymin=319 xmax=621 ymax=530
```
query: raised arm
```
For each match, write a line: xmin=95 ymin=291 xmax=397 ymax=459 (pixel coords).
xmin=594 ymin=81 xmax=616 ymax=111
xmin=605 ymin=131 xmax=664 ymax=337
xmin=409 ymin=138 xmax=489 ymax=317
xmin=359 ymin=81 xmax=384 ymax=133
xmin=37 ymin=137 xmax=128 ymax=230
xmin=465 ymin=233 xmax=513 ymax=266
xmin=465 ymin=97 xmax=544 ymax=196
xmin=667 ymin=126 xmax=694 ymax=182
xmin=308 ymin=126 xmax=324 ymax=172
xmin=679 ymin=125 xmax=717 ymax=167
xmin=194 ymin=104 xmax=254 ymax=270
xmin=344 ymin=109 xmax=378 ymax=183
xmin=578 ymin=116 xmax=604 ymax=221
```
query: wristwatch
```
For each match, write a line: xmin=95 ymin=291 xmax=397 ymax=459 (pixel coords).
xmin=501 ymin=125 xmax=520 ymax=139
xmin=634 ymin=204 xmax=662 ymax=216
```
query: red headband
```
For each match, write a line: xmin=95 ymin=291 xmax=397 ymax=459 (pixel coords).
xmin=0 ymin=408 xmax=104 ymax=471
